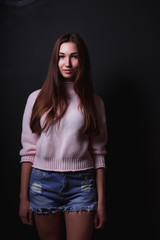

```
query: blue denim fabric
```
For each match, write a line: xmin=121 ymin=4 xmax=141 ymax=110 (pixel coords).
xmin=29 ymin=168 xmax=97 ymax=214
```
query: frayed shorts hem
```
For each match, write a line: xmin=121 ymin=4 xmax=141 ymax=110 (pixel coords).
xmin=30 ymin=204 xmax=97 ymax=215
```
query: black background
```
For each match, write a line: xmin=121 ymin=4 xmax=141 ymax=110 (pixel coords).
xmin=1 ymin=0 xmax=160 ymax=239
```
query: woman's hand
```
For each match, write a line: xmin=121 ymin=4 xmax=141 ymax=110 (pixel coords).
xmin=94 ymin=203 xmax=107 ymax=229
xmin=19 ymin=198 xmax=33 ymax=226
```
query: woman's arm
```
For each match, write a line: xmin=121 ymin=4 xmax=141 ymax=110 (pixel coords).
xmin=19 ymin=92 xmax=40 ymax=225
xmin=94 ymin=168 xmax=107 ymax=229
xmin=19 ymin=162 xmax=33 ymax=225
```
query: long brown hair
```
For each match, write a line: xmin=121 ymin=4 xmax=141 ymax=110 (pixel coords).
xmin=30 ymin=33 xmax=99 ymax=135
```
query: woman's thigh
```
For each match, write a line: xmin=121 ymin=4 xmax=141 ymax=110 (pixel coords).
xmin=34 ymin=212 xmax=61 ymax=240
xmin=64 ymin=211 xmax=94 ymax=240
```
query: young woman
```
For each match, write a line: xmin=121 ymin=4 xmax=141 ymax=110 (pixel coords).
xmin=19 ymin=33 xmax=107 ymax=240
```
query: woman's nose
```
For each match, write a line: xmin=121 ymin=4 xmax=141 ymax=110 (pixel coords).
xmin=65 ymin=57 xmax=71 ymax=67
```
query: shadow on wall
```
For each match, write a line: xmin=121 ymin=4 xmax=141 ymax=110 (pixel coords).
xmin=100 ymin=72 xmax=151 ymax=239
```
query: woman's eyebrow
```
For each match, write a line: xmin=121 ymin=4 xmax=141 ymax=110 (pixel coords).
xmin=71 ymin=52 xmax=78 ymax=55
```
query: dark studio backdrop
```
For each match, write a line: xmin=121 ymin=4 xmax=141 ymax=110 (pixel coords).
xmin=0 ymin=0 xmax=160 ymax=239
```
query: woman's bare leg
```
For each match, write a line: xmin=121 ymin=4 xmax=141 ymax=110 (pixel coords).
xmin=64 ymin=211 xmax=94 ymax=240
xmin=34 ymin=212 xmax=61 ymax=240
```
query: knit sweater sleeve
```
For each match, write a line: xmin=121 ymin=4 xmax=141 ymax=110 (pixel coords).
xmin=89 ymin=95 xmax=108 ymax=169
xmin=19 ymin=90 xmax=40 ymax=164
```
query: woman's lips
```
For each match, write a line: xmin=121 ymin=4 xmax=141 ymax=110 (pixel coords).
xmin=63 ymin=69 xmax=73 ymax=73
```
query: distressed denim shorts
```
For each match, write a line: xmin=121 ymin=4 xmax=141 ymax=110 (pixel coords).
xmin=29 ymin=168 xmax=97 ymax=214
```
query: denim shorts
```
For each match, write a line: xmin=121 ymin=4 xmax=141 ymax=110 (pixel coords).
xmin=29 ymin=168 xmax=97 ymax=214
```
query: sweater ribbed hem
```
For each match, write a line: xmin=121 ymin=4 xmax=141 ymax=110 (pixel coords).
xmin=32 ymin=155 xmax=95 ymax=172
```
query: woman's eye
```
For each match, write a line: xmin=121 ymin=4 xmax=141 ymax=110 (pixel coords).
xmin=72 ymin=55 xmax=78 ymax=59
xmin=59 ymin=55 xmax=64 ymax=58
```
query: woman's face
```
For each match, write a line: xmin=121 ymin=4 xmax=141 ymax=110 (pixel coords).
xmin=58 ymin=42 xmax=79 ymax=81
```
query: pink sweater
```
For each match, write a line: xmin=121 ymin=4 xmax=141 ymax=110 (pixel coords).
xmin=20 ymin=82 xmax=107 ymax=172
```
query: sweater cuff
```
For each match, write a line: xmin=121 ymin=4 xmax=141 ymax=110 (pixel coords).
xmin=20 ymin=155 xmax=35 ymax=164
xmin=94 ymin=155 xmax=106 ymax=169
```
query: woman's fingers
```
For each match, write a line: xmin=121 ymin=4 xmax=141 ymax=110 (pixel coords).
xmin=94 ymin=207 xmax=107 ymax=229
xmin=19 ymin=199 xmax=33 ymax=226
